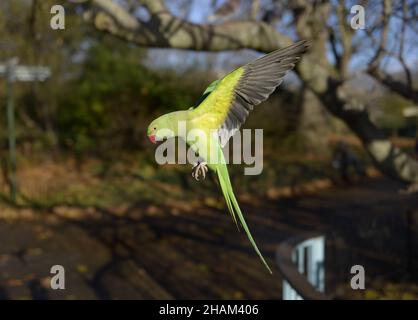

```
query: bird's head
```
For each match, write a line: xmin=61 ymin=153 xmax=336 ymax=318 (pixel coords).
xmin=147 ymin=115 xmax=175 ymax=144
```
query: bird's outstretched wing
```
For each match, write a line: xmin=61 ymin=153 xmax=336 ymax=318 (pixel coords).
xmin=191 ymin=40 xmax=309 ymax=147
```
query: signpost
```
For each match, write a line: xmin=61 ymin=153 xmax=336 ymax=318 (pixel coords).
xmin=0 ymin=58 xmax=51 ymax=202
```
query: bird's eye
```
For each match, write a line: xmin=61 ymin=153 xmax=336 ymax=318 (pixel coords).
xmin=153 ymin=127 xmax=156 ymax=130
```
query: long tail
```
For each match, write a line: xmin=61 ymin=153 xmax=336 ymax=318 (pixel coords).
xmin=216 ymin=160 xmax=272 ymax=274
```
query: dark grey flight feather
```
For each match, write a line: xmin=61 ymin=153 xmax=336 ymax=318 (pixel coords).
xmin=218 ymin=40 xmax=309 ymax=147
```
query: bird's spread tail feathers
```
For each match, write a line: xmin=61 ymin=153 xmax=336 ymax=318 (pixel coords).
xmin=216 ymin=152 xmax=272 ymax=273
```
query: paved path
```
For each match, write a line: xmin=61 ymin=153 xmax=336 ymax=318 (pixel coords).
xmin=0 ymin=178 xmax=416 ymax=299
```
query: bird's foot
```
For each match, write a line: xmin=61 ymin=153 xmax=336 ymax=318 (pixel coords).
xmin=191 ymin=162 xmax=208 ymax=181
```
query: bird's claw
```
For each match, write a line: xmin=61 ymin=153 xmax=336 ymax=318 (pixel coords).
xmin=191 ymin=162 xmax=208 ymax=181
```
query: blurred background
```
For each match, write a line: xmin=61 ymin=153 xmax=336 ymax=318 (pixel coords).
xmin=0 ymin=0 xmax=417 ymax=299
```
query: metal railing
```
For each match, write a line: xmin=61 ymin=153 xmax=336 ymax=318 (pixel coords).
xmin=276 ymin=233 xmax=332 ymax=300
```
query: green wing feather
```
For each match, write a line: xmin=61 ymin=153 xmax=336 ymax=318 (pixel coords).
xmin=190 ymin=79 xmax=221 ymax=109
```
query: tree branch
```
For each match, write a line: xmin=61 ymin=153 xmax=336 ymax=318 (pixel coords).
xmin=336 ymin=1 xmax=353 ymax=78
xmin=91 ymin=0 xmax=291 ymax=52
xmin=368 ymin=69 xmax=418 ymax=104
xmin=316 ymin=78 xmax=418 ymax=184
xmin=367 ymin=0 xmax=391 ymax=70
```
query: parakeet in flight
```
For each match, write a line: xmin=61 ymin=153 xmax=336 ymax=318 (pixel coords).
xmin=147 ymin=41 xmax=309 ymax=273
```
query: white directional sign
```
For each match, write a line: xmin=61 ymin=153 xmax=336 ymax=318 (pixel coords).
xmin=0 ymin=64 xmax=51 ymax=82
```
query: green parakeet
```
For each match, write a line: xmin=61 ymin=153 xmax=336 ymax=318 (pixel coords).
xmin=147 ymin=41 xmax=309 ymax=273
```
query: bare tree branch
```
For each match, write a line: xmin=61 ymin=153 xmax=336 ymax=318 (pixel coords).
xmin=398 ymin=0 xmax=413 ymax=91
xmin=336 ymin=1 xmax=353 ymax=78
xmin=291 ymin=0 xmax=418 ymax=186
xmin=366 ymin=0 xmax=418 ymax=104
xmin=315 ymin=78 xmax=418 ymax=185
xmin=92 ymin=0 xmax=139 ymax=30
xmin=251 ymin=0 xmax=260 ymax=20
xmin=369 ymin=69 xmax=418 ymax=104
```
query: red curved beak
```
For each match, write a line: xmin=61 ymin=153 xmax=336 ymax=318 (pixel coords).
xmin=149 ymin=135 xmax=156 ymax=144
